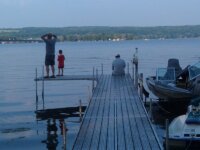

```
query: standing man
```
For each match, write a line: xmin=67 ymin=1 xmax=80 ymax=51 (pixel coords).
xmin=112 ymin=54 xmax=126 ymax=75
xmin=41 ymin=33 xmax=57 ymax=78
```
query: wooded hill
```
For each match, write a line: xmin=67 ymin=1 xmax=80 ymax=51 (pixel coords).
xmin=1 ymin=25 xmax=200 ymax=41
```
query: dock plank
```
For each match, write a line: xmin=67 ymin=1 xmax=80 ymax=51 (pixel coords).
xmin=72 ymin=76 xmax=104 ymax=149
xmin=89 ymin=75 xmax=110 ymax=149
xmin=116 ymin=77 xmax=127 ymax=150
xmin=35 ymin=75 xmax=96 ymax=81
xmin=98 ymin=75 xmax=112 ymax=150
xmin=81 ymin=75 xmax=108 ymax=149
xmin=119 ymin=77 xmax=135 ymax=149
xmin=125 ymin=74 xmax=162 ymax=149
xmin=121 ymin=75 xmax=147 ymax=149
xmin=72 ymin=74 xmax=162 ymax=150
xmin=106 ymin=76 xmax=116 ymax=150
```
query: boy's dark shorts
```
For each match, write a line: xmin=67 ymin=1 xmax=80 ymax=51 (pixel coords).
xmin=45 ymin=55 xmax=55 ymax=66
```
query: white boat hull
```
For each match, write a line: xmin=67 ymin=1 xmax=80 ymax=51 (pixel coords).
xmin=163 ymin=114 xmax=200 ymax=149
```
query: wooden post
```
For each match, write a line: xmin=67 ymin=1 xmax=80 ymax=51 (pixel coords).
xmin=88 ymin=86 xmax=91 ymax=102
xmin=96 ymin=68 xmax=98 ymax=81
xmin=139 ymin=73 xmax=143 ymax=101
xmin=92 ymin=67 xmax=95 ymax=91
xmin=135 ymin=63 xmax=138 ymax=89
xmin=132 ymin=48 xmax=138 ymax=88
xmin=165 ymin=119 xmax=169 ymax=150
xmin=101 ymin=64 xmax=103 ymax=75
xmin=127 ymin=62 xmax=129 ymax=75
xmin=42 ymin=66 xmax=45 ymax=109
xmin=35 ymin=68 xmax=38 ymax=111
xmin=150 ymin=98 xmax=153 ymax=122
xmin=79 ymin=99 xmax=82 ymax=122
xmin=132 ymin=66 xmax=134 ymax=82
xmin=62 ymin=120 xmax=67 ymax=150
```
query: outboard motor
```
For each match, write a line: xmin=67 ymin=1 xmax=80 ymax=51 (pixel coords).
xmin=167 ymin=58 xmax=182 ymax=76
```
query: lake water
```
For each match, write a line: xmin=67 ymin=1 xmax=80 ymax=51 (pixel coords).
xmin=0 ymin=38 xmax=200 ymax=149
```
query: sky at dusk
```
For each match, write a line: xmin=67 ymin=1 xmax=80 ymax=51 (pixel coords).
xmin=0 ymin=0 xmax=200 ymax=28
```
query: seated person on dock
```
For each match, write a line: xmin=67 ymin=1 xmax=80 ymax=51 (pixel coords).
xmin=112 ymin=54 xmax=126 ymax=75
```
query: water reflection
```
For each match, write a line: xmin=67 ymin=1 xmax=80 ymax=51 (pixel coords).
xmin=40 ymin=118 xmax=67 ymax=150
xmin=46 ymin=119 xmax=58 ymax=150
xmin=35 ymin=107 xmax=67 ymax=150
xmin=36 ymin=105 xmax=85 ymax=150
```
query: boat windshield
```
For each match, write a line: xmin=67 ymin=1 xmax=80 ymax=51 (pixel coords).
xmin=188 ymin=61 xmax=200 ymax=80
xmin=156 ymin=68 xmax=175 ymax=81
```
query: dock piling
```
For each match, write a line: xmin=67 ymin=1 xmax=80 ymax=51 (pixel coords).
xmin=132 ymin=48 xmax=138 ymax=88
xmin=42 ymin=66 xmax=45 ymax=109
xmin=79 ymin=99 xmax=82 ymax=122
xmin=150 ymin=98 xmax=153 ymax=122
xmin=62 ymin=120 xmax=67 ymax=150
xmin=135 ymin=64 xmax=138 ymax=89
xmin=35 ymin=68 xmax=38 ymax=111
xmin=127 ymin=62 xmax=130 ymax=74
xmin=165 ymin=119 xmax=169 ymax=150
xmin=101 ymin=64 xmax=103 ymax=75
xmin=139 ymin=73 xmax=143 ymax=100
xmin=96 ymin=68 xmax=98 ymax=81
xmin=92 ymin=67 xmax=95 ymax=91
xmin=132 ymin=65 xmax=134 ymax=82
xmin=88 ymin=86 xmax=92 ymax=102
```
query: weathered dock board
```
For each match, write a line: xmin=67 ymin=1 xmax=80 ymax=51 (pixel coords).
xmin=35 ymin=75 xmax=96 ymax=81
xmin=35 ymin=106 xmax=87 ymax=120
xmin=73 ymin=74 xmax=162 ymax=150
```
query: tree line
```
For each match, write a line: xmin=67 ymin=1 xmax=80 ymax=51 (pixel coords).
xmin=1 ymin=25 xmax=200 ymax=42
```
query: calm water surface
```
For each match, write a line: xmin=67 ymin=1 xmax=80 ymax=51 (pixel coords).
xmin=0 ymin=39 xmax=200 ymax=149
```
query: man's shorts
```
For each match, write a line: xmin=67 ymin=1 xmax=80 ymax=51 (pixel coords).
xmin=45 ymin=55 xmax=55 ymax=66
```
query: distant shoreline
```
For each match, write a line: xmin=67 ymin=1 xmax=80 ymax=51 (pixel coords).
xmin=1 ymin=37 xmax=200 ymax=45
xmin=1 ymin=26 xmax=200 ymax=43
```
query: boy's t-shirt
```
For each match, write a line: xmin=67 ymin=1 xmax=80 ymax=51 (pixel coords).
xmin=57 ymin=54 xmax=65 ymax=68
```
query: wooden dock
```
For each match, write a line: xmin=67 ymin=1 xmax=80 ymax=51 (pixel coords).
xmin=35 ymin=75 xmax=96 ymax=81
xmin=34 ymin=51 xmax=162 ymax=149
xmin=35 ymin=72 xmax=162 ymax=149
xmin=72 ymin=74 xmax=162 ymax=149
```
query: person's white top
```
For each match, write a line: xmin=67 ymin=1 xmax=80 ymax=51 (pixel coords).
xmin=112 ymin=58 xmax=126 ymax=75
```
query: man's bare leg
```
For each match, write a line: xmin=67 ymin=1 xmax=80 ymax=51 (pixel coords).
xmin=46 ymin=65 xmax=49 ymax=77
xmin=51 ymin=65 xmax=55 ymax=76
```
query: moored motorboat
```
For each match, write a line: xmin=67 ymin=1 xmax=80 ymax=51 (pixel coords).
xmin=146 ymin=59 xmax=200 ymax=101
xmin=146 ymin=76 xmax=193 ymax=100
xmin=163 ymin=97 xmax=200 ymax=149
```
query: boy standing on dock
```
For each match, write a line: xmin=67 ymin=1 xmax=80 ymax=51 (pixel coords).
xmin=57 ymin=49 xmax=65 ymax=76
xmin=41 ymin=33 xmax=57 ymax=78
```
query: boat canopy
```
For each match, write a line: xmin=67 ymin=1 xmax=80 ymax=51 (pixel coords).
xmin=156 ymin=67 xmax=175 ymax=81
xmin=188 ymin=61 xmax=200 ymax=80
xmin=190 ymin=97 xmax=200 ymax=107
xmin=176 ymin=61 xmax=200 ymax=81
xmin=156 ymin=58 xmax=182 ymax=81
